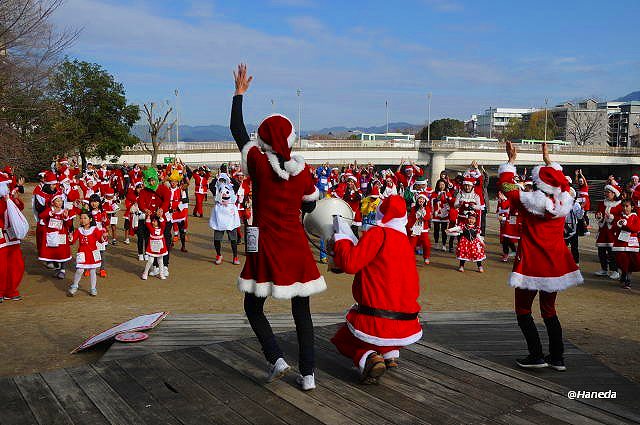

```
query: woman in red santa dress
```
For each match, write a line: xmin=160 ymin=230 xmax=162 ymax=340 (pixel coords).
xmin=192 ymin=166 xmax=210 ymax=218
xmin=343 ymin=175 xmax=363 ymax=237
xmin=612 ymin=199 xmax=640 ymax=289
xmin=407 ymin=193 xmax=432 ymax=264
xmin=235 ymin=171 xmax=252 ymax=242
xmin=330 ymin=195 xmax=422 ymax=384
xmin=33 ymin=171 xmax=58 ymax=264
xmin=0 ymin=173 xmax=27 ymax=301
xmin=123 ymin=181 xmax=142 ymax=247
xmin=499 ymin=142 xmax=583 ymax=371
xmin=497 ymin=190 xmax=522 ymax=262
xmin=594 ymin=184 xmax=622 ymax=280
xmin=231 ymin=64 xmax=325 ymax=391
xmin=38 ymin=192 xmax=75 ymax=279
xmin=575 ymin=169 xmax=591 ymax=234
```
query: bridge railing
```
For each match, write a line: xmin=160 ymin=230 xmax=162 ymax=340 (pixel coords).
xmin=421 ymin=140 xmax=640 ymax=155
xmin=124 ymin=140 xmax=420 ymax=152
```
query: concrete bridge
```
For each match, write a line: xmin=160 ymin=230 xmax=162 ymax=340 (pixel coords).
xmin=113 ymin=140 xmax=640 ymax=184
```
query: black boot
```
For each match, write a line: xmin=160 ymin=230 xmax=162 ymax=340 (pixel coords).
xmin=543 ymin=315 xmax=566 ymax=371
xmin=516 ymin=314 xmax=547 ymax=369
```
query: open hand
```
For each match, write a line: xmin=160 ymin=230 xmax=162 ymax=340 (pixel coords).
xmin=506 ymin=141 xmax=517 ymax=164
xmin=542 ymin=142 xmax=551 ymax=165
xmin=233 ymin=63 xmax=253 ymax=96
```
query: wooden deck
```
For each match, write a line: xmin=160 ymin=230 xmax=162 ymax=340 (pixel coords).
xmin=2 ymin=312 xmax=640 ymax=424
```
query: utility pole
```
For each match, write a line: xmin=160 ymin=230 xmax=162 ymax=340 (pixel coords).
xmin=271 ymin=99 xmax=275 ymax=112
xmin=174 ymin=89 xmax=180 ymax=158
xmin=296 ymin=89 xmax=302 ymax=146
xmin=385 ymin=100 xmax=389 ymax=135
xmin=489 ymin=107 xmax=492 ymax=139
xmin=427 ymin=92 xmax=432 ymax=143
xmin=544 ymin=97 xmax=549 ymax=141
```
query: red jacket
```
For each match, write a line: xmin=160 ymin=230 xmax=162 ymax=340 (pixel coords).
xmin=612 ymin=211 xmax=640 ymax=252
xmin=137 ymin=185 xmax=170 ymax=215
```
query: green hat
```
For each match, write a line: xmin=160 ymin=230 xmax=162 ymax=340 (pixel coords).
xmin=143 ymin=167 xmax=159 ymax=190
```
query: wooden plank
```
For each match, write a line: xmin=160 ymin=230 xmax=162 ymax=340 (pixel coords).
xmin=161 ymin=349 xmax=289 ymax=425
xmin=66 ymin=366 xmax=146 ymax=425
xmin=91 ymin=362 xmax=181 ymax=425
xmin=186 ymin=347 xmax=324 ymax=425
xmin=40 ymin=369 xmax=110 ymax=425
xmin=13 ymin=374 xmax=74 ymax=425
xmin=408 ymin=342 xmax=637 ymax=425
xmin=203 ymin=342 xmax=355 ymax=425
xmin=117 ymin=354 xmax=251 ymax=425
xmin=0 ymin=377 xmax=38 ymax=425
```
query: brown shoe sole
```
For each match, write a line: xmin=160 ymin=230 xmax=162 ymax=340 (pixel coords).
xmin=360 ymin=354 xmax=386 ymax=384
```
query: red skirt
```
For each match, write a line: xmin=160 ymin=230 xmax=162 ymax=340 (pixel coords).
xmin=456 ymin=236 xmax=485 ymax=262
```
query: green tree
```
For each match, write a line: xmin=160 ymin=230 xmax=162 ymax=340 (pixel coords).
xmin=524 ymin=111 xmax=557 ymax=140
xmin=501 ymin=117 xmax=524 ymax=141
xmin=48 ymin=59 xmax=140 ymax=168
xmin=417 ymin=118 xmax=468 ymax=141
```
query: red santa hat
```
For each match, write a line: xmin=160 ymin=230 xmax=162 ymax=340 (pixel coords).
xmin=462 ymin=178 xmax=475 ymax=187
xmin=416 ymin=192 xmax=429 ymax=202
xmin=531 ymin=163 xmax=570 ymax=196
xmin=346 ymin=175 xmax=358 ymax=183
xmin=103 ymin=186 xmax=115 ymax=197
xmin=0 ymin=173 xmax=10 ymax=185
xmin=632 ymin=174 xmax=639 ymax=181
xmin=3 ymin=166 xmax=13 ymax=174
xmin=403 ymin=165 xmax=414 ymax=174
xmin=604 ymin=184 xmax=621 ymax=198
xmin=375 ymin=195 xmax=408 ymax=234
xmin=51 ymin=191 xmax=65 ymax=203
xmin=369 ymin=185 xmax=380 ymax=198
xmin=43 ymin=171 xmax=58 ymax=185
xmin=59 ymin=157 xmax=69 ymax=165
xmin=252 ymin=114 xmax=306 ymax=180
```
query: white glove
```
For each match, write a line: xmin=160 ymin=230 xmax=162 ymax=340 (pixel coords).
xmin=333 ymin=215 xmax=358 ymax=245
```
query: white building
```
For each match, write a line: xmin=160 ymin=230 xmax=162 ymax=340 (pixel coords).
xmin=476 ymin=107 xmax=538 ymax=138
xmin=360 ymin=132 xmax=415 ymax=141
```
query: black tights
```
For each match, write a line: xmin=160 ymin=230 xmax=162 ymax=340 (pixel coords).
xmin=459 ymin=260 xmax=483 ymax=268
xmin=597 ymin=247 xmax=616 ymax=271
xmin=214 ymin=239 xmax=238 ymax=257
xmin=433 ymin=222 xmax=447 ymax=245
xmin=565 ymin=234 xmax=579 ymax=264
xmin=243 ymin=293 xmax=315 ymax=375
xmin=502 ymin=239 xmax=517 ymax=255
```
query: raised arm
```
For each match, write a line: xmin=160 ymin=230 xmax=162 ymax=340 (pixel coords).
xmin=230 ymin=64 xmax=253 ymax=150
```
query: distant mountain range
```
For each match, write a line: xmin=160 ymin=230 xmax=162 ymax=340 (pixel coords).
xmin=131 ymin=122 xmax=423 ymax=142
xmin=615 ymin=91 xmax=640 ymax=102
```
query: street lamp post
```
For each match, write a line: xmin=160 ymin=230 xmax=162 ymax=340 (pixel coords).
xmin=296 ymin=89 xmax=302 ymax=147
xmin=489 ymin=106 xmax=493 ymax=139
xmin=544 ymin=97 xmax=549 ymax=141
xmin=385 ymin=100 xmax=389 ymax=135
xmin=427 ymin=92 xmax=432 ymax=143
xmin=174 ymin=89 xmax=180 ymax=158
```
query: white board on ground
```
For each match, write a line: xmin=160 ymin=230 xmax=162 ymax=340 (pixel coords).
xmin=71 ymin=312 xmax=168 ymax=353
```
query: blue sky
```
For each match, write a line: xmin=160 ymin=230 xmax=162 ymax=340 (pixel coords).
xmin=53 ymin=0 xmax=640 ymax=129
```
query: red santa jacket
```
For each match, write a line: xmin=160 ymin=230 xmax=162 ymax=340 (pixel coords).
xmin=578 ymin=181 xmax=591 ymax=211
xmin=137 ymin=186 xmax=170 ymax=215
xmin=333 ymin=225 xmax=422 ymax=346
xmin=499 ymin=163 xmax=582 ymax=292
xmin=430 ymin=190 xmax=451 ymax=222
xmin=407 ymin=204 xmax=432 ymax=236
xmin=595 ymin=200 xmax=622 ymax=247
xmin=612 ymin=211 xmax=640 ymax=252
xmin=0 ymin=195 xmax=24 ymax=248
xmin=193 ymin=172 xmax=210 ymax=195
xmin=343 ymin=187 xmax=363 ymax=225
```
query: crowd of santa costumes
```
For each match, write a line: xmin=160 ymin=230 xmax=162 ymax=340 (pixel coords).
xmin=1 ymin=154 xmax=639 ymax=302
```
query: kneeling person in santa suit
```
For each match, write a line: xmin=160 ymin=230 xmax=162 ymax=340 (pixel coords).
xmin=330 ymin=195 xmax=423 ymax=384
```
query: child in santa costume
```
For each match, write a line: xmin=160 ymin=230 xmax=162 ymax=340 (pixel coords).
xmin=123 ymin=181 xmax=143 ymax=247
xmin=343 ymin=175 xmax=363 ymax=237
xmin=141 ymin=214 xmax=168 ymax=280
xmin=231 ymin=64 xmax=325 ymax=391
xmin=330 ymin=195 xmax=422 ymax=384
xmin=209 ymin=173 xmax=241 ymax=265
xmin=499 ymin=142 xmax=583 ymax=371
xmin=594 ymin=184 xmax=622 ymax=280
xmin=102 ymin=187 xmax=119 ymax=246
xmin=68 ymin=210 xmax=106 ymax=297
xmin=612 ymin=199 xmax=639 ymax=289
xmin=193 ymin=166 xmax=210 ymax=217
xmin=88 ymin=194 xmax=109 ymax=278
xmin=407 ymin=193 xmax=432 ymax=264
xmin=431 ymin=180 xmax=452 ymax=251
xmin=497 ymin=190 xmax=521 ymax=262
xmin=447 ymin=212 xmax=485 ymax=272
xmin=167 ymin=170 xmax=189 ymax=252
xmin=38 ymin=193 xmax=74 ymax=279
xmin=235 ymin=171 xmax=252 ymax=243
xmin=33 ymin=171 xmax=58 ymax=265
xmin=0 ymin=174 xmax=28 ymax=301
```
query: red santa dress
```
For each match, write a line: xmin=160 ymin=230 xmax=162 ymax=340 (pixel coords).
xmin=331 ymin=195 xmax=422 ymax=368
xmin=612 ymin=210 xmax=640 ymax=273
xmin=71 ymin=226 xmax=103 ymax=269
xmin=595 ymin=196 xmax=622 ymax=248
xmin=407 ymin=195 xmax=432 ymax=260
xmin=455 ymin=223 xmax=486 ymax=262
xmin=37 ymin=204 xmax=73 ymax=263
xmin=146 ymin=218 xmax=168 ymax=257
xmin=0 ymin=184 xmax=26 ymax=298
xmin=238 ymin=115 xmax=326 ymax=299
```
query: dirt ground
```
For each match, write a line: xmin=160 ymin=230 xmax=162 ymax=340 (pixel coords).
xmin=1 ymin=184 xmax=639 ymax=384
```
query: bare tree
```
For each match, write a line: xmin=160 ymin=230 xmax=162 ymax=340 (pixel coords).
xmin=142 ymin=102 xmax=174 ymax=166
xmin=566 ymin=111 xmax=606 ymax=146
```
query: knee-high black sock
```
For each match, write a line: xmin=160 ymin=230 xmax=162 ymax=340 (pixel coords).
xmin=214 ymin=240 xmax=221 ymax=256
xmin=543 ymin=315 xmax=564 ymax=360
xmin=231 ymin=240 xmax=238 ymax=257
xmin=517 ymin=313 xmax=543 ymax=359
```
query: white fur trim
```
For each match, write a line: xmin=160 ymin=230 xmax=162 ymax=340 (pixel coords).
xmin=347 ymin=321 xmax=423 ymax=347
xmin=375 ymin=216 xmax=408 ymax=235
xmin=283 ymin=155 xmax=306 ymax=177
xmin=456 ymin=255 xmax=486 ymax=262
xmin=382 ymin=350 xmax=400 ymax=360
xmin=264 ymin=151 xmax=290 ymax=180
xmin=237 ymin=275 xmax=327 ymax=299
xmin=595 ymin=242 xmax=614 ymax=247
xmin=38 ymin=255 xmax=73 ymax=262
xmin=519 ymin=190 xmax=574 ymax=218
xmin=240 ymin=141 xmax=259 ymax=175
xmin=302 ymin=186 xmax=320 ymax=202
xmin=498 ymin=163 xmax=517 ymax=176
xmin=509 ymin=269 xmax=583 ymax=292
xmin=612 ymin=247 xmax=639 ymax=252
xmin=335 ymin=232 xmax=358 ymax=245
xmin=257 ymin=113 xmax=297 ymax=148
xmin=359 ymin=350 xmax=376 ymax=373
xmin=604 ymin=184 xmax=621 ymax=197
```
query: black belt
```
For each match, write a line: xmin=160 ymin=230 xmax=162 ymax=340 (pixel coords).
xmin=354 ymin=304 xmax=419 ymax=321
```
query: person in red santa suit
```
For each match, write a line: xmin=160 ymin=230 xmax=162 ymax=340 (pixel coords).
xmin=38 ymin=192 xmax=74 ymax=279
xmin=234 ymin=171 xmax=252 ymax=242
xmin=123 ymin=181 xmax=143 ymax=248
xmin=33 ymin=171 xmax=59 ymax=267
xmin=96 ymin=164 xmax=111 ymax=194
xmin=574 ymin=169 xmax=591 ymax=235
xmin=128 ymin=164 xmax=143 ymax=187
xmin=498 ymin=189 xmax=522 ymax=262
xmin=343 ymin=175 xmax=363 ymax=237
xmin=67 ymin=209 xmax=107 ymax=297
xmin=499 ymin=142 xmax=583 ymax=371
xmin=330 ymin=195 xmax=422 ymax=384
xmin=594 ymin=184 xmax=622 ymax=280
xmin=0 ymin=174 xmax=27 ymax=301
xmin=192 ymin=166 xmax=210 ymax=218
xmin=407 ymin=193 xmax=432 ymax=264
xmin=612 ymin=199 xmax=640 ymax=290
xmin=395 ymin=160 xmax=423 ymax=188
xmin=137 ymin=168 xmax=171 ymax=276
xmin=167 ymin=170 xmax=189 ymax=252
xmin=231 ymin=64 xmax=325 ymax=391
xmin=431 ymin=179 xmax=452 ymax=251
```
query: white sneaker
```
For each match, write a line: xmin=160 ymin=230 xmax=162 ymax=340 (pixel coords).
xmin=594 ymin=270 xmax=609 ymax=276
xmin=267 ymin=358 xmax=290 ymax=382
xmin=124 ymin=238 xmax=130 ymax=245
xmin=149 ymin=267 xmax=160 ymax=277
xmin=609 ymin=271 xmax=621 ymax=280
xmin=141 ymin=273 xmax=148 ymax=280
xmin=297 ymin=374 xmax=316 ymax=391
xmin=164 ymin=267 xmax=169 ymax=276
xmin=160 ymin=267 xmax=167 ymax=280
xmin=89 ymin=288 xmax=98 ymax=297
xmin=441 ymin=245 xmax=446 ymax=251
xmin=138 ymin=254 xmax=145 ymax=261
xmin=67 ymin=287 xmax=77 ymax=297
